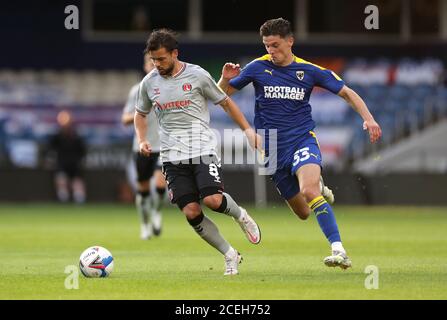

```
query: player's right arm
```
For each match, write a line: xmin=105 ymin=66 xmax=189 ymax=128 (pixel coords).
xmin=134 ymin=111 xmax=151 ymax=156
xmin=134 ymin=80 xmax=152 ymax=156
xmin=218 ymin=63 xmax=241 ymax=96
xmin=218 ymin=60 xmax=257 ymax=96
xmin=122 ymin=112 xmax=134 ymax=125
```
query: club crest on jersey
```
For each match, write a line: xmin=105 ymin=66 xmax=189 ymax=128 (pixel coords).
xmin=154 ymin=88 xmax=160 ymax=94
xmin=182 ymin=83 xmax=192 ymax=92
xmin=296 ymin=71 xmax=305 ymax=81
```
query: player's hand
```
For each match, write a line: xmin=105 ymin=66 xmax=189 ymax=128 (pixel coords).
xmin=363 ymin=119 xmax=382 ymax=144
xmin=139 ymin=141 xmax=152 ymax=157
xmin=222 ymin=63 xmax=241 ymax=80
xmin=245 ymin=128 xmax=264 ymax=153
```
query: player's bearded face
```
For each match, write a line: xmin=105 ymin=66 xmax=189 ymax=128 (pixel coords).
xmin=150 ymin=48 xmax=177 ymax=76
xmin=263 ymin=35 xmax=294 ymax=66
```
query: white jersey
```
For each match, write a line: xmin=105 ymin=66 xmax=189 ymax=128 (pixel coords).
xmin=123 ymin=83 xmax=160 ymax=153
xmin=136 ymin=62 xmax=227 ymax=163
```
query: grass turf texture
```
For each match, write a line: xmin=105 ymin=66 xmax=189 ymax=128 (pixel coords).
xmin=0 ymin=203 xmax=446 ymax=300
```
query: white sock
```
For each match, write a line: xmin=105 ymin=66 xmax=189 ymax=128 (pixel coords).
xmin=331 ymin=241 xmax=345 ymax=253
xmin=136 ymin=193 xmax=150 ymax=225
xmin=224 ymin=246 xmax=237 ymax=257
xmin=189 ymin=214 xmax=231 ymax=255
xmin=222 ymin=193 xmax=242 ymax=220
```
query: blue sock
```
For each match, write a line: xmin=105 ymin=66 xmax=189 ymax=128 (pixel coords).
xmin=308 ymin=196 xmax=341 ymax=244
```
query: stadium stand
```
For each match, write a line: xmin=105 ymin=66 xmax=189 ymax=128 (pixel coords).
xmin=0 ymin=58 xmax=445 ymax=171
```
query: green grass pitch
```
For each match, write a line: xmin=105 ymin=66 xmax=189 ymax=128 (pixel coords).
xmin=0 ymin=203 xmax=446 ymax=300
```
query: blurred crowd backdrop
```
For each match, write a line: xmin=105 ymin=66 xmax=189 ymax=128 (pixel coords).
xmin=1 ymin=0 xmax=446 ymax=204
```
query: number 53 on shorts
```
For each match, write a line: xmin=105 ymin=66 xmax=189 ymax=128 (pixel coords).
xmin=291 ymin=143 xmax=322 ymax=171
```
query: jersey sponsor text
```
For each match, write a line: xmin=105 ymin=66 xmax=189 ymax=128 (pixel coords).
xmin=263 ymin=86 xmax=306 ymax=100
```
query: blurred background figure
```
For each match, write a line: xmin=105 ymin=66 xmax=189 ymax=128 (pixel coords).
xmin=47 ymin=110 xmax=87 ymax=204
xmin=130 ymin=5 xmax=151 ymax=31
xmin=122 ymin=53 xmax=167 ymax=239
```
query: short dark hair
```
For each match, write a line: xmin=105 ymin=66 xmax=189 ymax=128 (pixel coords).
xmin=144 ymin=28 xmax=178 ymax=53
xmin=259 ymin=18 xmax=293 ymax=38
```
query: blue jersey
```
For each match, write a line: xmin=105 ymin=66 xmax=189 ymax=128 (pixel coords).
xmin=229 ymin=54 xmax=344 ymax=169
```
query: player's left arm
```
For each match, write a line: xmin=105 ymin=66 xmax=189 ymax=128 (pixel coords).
xmin=199 ymin=67 xmax=262 ymax=151
xmin=199 ymin=67 xmax=262 ymax=150
xmin=219 ymin=98 xmax=263 ymax=151
xmin=314 ymin=66 xmax=382 ymax=144
xmin=338 ymin=85 xmax=382 ymax=144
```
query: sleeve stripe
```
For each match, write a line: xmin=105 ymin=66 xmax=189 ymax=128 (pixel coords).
xmin=294 ymin=56 xmax=326 ymax=70
xmin=331 ymin=71 xmax=342 ymax=81
xmin=136 ymin=107 xmax=149 ymax=115
xmin=214 ymin=96 xmax=229 ymax=105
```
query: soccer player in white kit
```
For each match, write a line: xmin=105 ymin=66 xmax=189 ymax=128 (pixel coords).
xmin=122 ymin=53 xmax=166 ymax=240
xmin=134 ymin=29 xmax=261 ymax=275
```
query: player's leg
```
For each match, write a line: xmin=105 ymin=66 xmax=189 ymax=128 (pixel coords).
xmin=55 ymin=171 xmax=69 ymax=202
xmin=292 ymin=132 xmax=350 ymax=269
xmin=271 ymin=168 xmax=310 ymax=219
xmin=70 ymin=165 xmax=86 ymax=204
xmin=152 ymin=169 xmax=166 ymax=211
xmin=197 ymin=156 xmax=261 ymax=245
xmin=296 ymin=163 xmax=351 ymax=269
xmin=282 ymin=178 xmax=333 ymax=219
xmin=182 ymin=200 xmax=242 ymax=276
xmin=202 ymin=189 xmax=261 ymax=245
xmin=136 ymin=180 xmax=152 ymax=239
xmin=149 ymin=154 xmax=166 ymax=236
xmin=134 ymin=153 xmax=153 ymax=240
xmin=285 ymin=192 xmax=311 ymax=220
xmin=164 ymin=160 xmax=242 ymax=275
xmin=308 ymin=131 xmax=335 ymax=204
xmin=320 ymin=176 xmax=335 ymax=204
xmin=72 ymin=177 xmax=86 ymax=204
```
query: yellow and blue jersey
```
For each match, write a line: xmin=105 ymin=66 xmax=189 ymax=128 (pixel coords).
xmin=229 ymin=54 xmax=344 ymax=169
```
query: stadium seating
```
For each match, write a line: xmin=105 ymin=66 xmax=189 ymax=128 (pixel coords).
xmin=0 ymin=58 xmax=445 ymax=170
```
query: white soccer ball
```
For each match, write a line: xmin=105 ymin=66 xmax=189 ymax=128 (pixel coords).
xmin=79 ymin=246 xmax=114 ymax=278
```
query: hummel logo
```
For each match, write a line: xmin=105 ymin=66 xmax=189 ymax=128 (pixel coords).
xmin=264 ymin=69 xmax=273 ymax=76
xmin=194 ymin=226 xmax=204 ymax=233
xmin=314 ymin=207 xmax=329 ymax=216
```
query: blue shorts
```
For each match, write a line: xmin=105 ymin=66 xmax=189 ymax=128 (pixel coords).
xmin=270 ymin=131 xmax=322 ymax=200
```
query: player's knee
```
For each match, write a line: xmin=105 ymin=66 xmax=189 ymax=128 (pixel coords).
xmin=137 ymin=181 xmax=150 ymax=192
xmin=155 ymin=172 xmax=166 ymax=189
xmin=181 ymin=202 xmax=201 ymax=220
xmin=203 ymin=194 xmax=223 ymax=210
xmin=176 ymin=193 xmax=200 ymax=216
xmin=155 ymin=180 xmax=166 ymax=190
xmin=300 ymin=186 xmax=320 ymax=203
xmin=156 ymin=186 xmax=166 ymax=196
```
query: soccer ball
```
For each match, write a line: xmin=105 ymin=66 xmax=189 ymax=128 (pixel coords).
xmin=79 ymin=246 xmax=114 ymax=278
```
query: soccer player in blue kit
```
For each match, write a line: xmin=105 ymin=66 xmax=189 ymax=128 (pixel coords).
xmin=218 ymin=18 xmax=382 ymax=269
